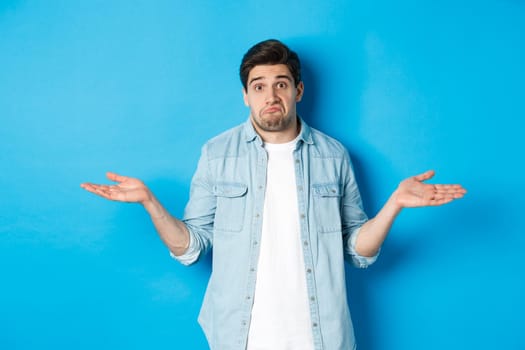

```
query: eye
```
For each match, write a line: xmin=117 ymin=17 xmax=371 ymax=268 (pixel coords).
xmin=276 ymin=81 xmax=288 ymax=89
xmin=253 ymin=84 xmax=263 ymax=92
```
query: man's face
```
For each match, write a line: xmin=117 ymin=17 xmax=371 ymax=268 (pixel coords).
xmin=243 ymin=64 xmax=304 ymax=136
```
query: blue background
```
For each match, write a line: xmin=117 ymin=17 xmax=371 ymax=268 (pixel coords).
xmin=1 ymin=1 xmax=524 ymax=349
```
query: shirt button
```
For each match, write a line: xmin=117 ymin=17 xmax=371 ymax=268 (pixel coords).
xmin=253 ymin=241 xmax=258 ymax=246
xmin=255 ymin=213 xmax=260 ymax=218
xmin=246 ymin=296 xmax=251 ymax=300
xmin=295 ymin=159 xmax=300 ymax=164
xmin=250 ymin=268 xmax=255 ymax=272
xmin=297 ymin=185 xmax=303 ymax=191
xmin=242 ymin=321 xmax=247 ymax=326
xmin=313 ymin=322 xmax=318 ymax=327
xmin=258 ymin=185 xmax=263 ymax=190
xmin=306 ymin=268 xmax=312 ymax=273
xmin=300 ymin=213 xmax=305 ymax=219
xmin=303 ymin=240 xmax=308 ymax=246
xmin=310 ymin=296 xmax=315 ymax=301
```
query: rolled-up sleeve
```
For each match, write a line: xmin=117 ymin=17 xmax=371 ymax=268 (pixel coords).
xmin=341 ymin=150 xmax=380 ymax=268
xmin=169 ymin=144 xmax=215 ymax=265
xmin=170 ymin=230 xmax=201 ymax=265
xmin=347 ymin=226 xmax=379 ymax=268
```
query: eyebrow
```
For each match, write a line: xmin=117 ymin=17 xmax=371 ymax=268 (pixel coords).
xmin=248 ymin=74 xmax=293 ymax=86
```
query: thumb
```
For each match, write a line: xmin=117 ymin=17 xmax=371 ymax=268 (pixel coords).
xmin=106 ymin=171 xmax=128 ymax=183
xmin=413 ymin=169 xmax=435 ymax=182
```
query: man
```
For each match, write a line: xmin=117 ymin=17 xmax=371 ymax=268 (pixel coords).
xmin=81 ymin=39 xmax=466 ymax=350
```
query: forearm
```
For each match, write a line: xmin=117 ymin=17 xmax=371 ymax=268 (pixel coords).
xmin=355 ymin=190 xmax=403 ymax=257
xmin=142 ymin=192 xmax=190 ymax=256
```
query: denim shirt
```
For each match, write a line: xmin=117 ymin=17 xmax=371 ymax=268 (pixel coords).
xmin=174 ymin=119 xmax=379 ymax=350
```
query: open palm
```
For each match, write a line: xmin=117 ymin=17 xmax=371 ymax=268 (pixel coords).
xmin=396 ymin=170 xmax=466 ymax=208
xmin=80 ymin=172 xmax=151 ymax=203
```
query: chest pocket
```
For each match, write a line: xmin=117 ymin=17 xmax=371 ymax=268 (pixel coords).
xmin=213 ymin=182 xmax=248 ymax=232
xmin=312 ymin=183 xmax=343 ymax=233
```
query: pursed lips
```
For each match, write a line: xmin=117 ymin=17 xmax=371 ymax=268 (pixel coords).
xmin=263 ymin=105 xmax=282 ymax=114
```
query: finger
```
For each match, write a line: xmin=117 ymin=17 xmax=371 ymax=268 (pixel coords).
xmin=413 ymin=170 xmax=435 ymax=182
xmin=80 ymin=183 xmax=114 ymax=199
xmin=81 ymin=182 xmax=109 ymax=190
xmin=80 ymin=183 xmax=101 ymax=191
xmin=434 ymin=184 xmax=467 ymax=195
xmin=438 ymin=190 xmax=467 ymax=198
xmin=431 ymin=197 xmax=455 ymax=206
xmin=429 ymin=192 xmax=465 ymax=206
xmin=106 ymin=172 xmax=129 ymax=183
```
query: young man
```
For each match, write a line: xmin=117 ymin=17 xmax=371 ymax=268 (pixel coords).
xmin=81 ymin=39 xmax=466 ymax=350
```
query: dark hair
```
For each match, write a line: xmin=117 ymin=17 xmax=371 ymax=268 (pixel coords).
xmin=240 ymin=39 xmax=302 ymax=90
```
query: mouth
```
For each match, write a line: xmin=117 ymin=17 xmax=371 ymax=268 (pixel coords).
xmin=263 ymin=106 xmax=282 ymax=114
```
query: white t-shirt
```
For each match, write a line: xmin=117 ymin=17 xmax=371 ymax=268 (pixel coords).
xmin=246 ymin=139 xmax=314 ymax=350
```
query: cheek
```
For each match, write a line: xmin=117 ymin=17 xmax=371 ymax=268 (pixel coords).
xmin=250 ymin=98 xmax=264 ymax=110
xmin=245 ymin=100 xmax=261 ymax=116
xmin=283 ymin=94 xmax=296 ymax=107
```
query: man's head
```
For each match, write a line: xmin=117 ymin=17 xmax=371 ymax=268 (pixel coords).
xmin=240 ymin=39 xmax=304 ymax=142
xmin=239 ymin=39 xmax=302 ymax=90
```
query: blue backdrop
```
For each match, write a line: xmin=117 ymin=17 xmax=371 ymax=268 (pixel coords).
xmin=1 ymin=1 xmax=524 ymax=349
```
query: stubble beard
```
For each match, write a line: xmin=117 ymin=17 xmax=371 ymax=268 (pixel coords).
xmin=253 ymin=109 xmax=295 ymax=133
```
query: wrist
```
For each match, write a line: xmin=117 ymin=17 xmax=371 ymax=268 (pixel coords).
xmin=388 ymin=189 xmax=404 ymax=215
xmin=141 ymin=190 xmax=161 ymax=214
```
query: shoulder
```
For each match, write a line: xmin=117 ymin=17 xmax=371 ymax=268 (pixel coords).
xmin=205 ymin=123 xmax=245 ymax=145
xmin=308 ymin=127 xmax=349 ymax=159
xmin=202 ymin=122 xmax=247 ymax=159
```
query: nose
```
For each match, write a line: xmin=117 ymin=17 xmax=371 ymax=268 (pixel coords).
xmin=266 ymin=87 xmax=280 ymax=104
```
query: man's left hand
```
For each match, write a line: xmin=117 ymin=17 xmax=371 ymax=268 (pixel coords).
xmin=394 ymin=170 xmax=466 ymax=208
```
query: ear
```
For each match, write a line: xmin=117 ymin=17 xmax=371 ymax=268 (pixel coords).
xmin=242 ymin=87 xmax=249 ymax=106
xmin=295 ymin=81 xmax=304 ymax=102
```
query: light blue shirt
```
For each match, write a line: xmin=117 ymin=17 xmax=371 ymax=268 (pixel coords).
xmin=174 ymin=118 xmax=379 ymax=350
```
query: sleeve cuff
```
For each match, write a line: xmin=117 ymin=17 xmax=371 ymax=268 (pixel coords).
xmin=169 ymin=229 xmax=200 ymax=266
xmin=348 ymin=227 xmax=380 ymax=268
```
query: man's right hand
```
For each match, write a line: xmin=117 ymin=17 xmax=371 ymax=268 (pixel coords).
xmin=81 ymin=172 xmax=152 ymax=204
xmin=81 ymin=172 xmax=191 ymax=256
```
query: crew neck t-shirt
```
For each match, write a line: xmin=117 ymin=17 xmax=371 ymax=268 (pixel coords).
xmin=246 ymin=138 xmax=315 ymax=350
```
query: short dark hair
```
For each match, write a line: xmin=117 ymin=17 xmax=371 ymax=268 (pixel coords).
xmin=240 ymin=39 xmax=302 ymax=90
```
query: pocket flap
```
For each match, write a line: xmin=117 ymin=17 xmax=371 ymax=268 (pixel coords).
xmin=213 ymin=183 xmax=248 ymax=197
xmin=312 ymin=183 xmax=341 ymax=197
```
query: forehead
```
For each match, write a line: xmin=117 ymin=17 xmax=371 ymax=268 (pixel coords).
xmin=247 ymin=64 xmax=293 ymax=83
